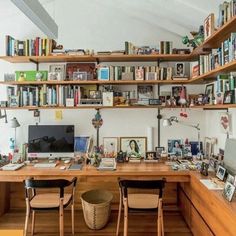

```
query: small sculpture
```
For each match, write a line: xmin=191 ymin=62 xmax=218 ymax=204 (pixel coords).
xmin=182 ymin=25 xmax=204 ymax=48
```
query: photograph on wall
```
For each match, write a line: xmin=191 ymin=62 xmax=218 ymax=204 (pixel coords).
xmin=74 ymin=136 xmax=90 ymax=153
xmin=219 ymin=112 xmax=232 ymax=134
xmin=120 ymin=137 xmax=147 ymax=158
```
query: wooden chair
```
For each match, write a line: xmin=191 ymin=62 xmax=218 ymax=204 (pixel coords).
xmin=23 ymin=177 xmax=77 ymax=236
xmin=116 ymin=178 xmax=166 ymax=236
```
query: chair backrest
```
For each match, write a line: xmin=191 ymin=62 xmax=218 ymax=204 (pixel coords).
xmin=118 ymin=178 xmax=166 ymax=198
xmin=24 ymin=177 xmax=77 ymax=198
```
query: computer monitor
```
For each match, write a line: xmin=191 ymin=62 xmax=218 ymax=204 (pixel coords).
xmin=28 ymin=125 xmax=74 ymax=159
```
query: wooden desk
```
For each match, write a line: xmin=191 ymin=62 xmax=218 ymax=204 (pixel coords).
xmin=0 ymin=162 xmax=235 ymax=235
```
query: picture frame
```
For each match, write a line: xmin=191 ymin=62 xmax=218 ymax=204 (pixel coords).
xmin=216 ymin=165 xmax=226 ymax=181
xmin=145 ymin=151 xmax=158 ymax=161
xmin=155 ymin=146 xmax=165 ymax=158
xmin=222 ymin=181 xmax=235 ymax=202
xmin=49 ymin=64 xmax=66 ymax=81
xmin=74 ymin=136 xmax=91 ymax=153
xmin=102 ymin=92 xmax=113 ymax=106
xmin=204 ymin=13 xmax=215 ymax=40
xmin=98 ymin=67 xmax=110 ymax=81
xmin=204 ymin=84 xmax=214 ymax=98
xmin=89 ymin=90 xmax=101 ymax=99
xmin=223 ymin=90 xmax=234 ymax=104
xmin=168 ymin=139 xmax=182 ymax=156
xmin=172 ymin=86 xmax=186 ymax=105
xmin=9 ymin=95 xmax=19 ymax=107
xmin=103 ymin=137 xmax=119 ymax=155
xmin=226 ymin=173 xmax=235 ymax=185
xmin=204 ymin=137 xmax=212 ymax=158
xmin=219 ymin=112 xmax=232 ymax=134
xmin=189 ymin=141 xmax=203 ymax=155
xmin=120 ymin=137 xmax=147 ymax=158
xmin=73 ymin=71 xmax=87 ymax=81
xmin=175 ymin=63 xmax=185 ymax=77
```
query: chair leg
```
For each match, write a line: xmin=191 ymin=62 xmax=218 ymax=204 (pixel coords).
xmin=71 ymin=203 xmax=75 ymax=235
xmin=161 ymin=208 xmax=164 ymax=236
xmin=59 ymin=198 xmax=64 ymax=236
xmin=157 ymin=199 xmax=163 ymax=236
xmin=31 ymin=210 xmax=35 ymax=236
xmin=116 ymin=192 xmax=122 ymax=236
xmin=24 ymin=200 xmax=30 ymax=236
xmin=123 ymin=198 xmax=128 ymax=236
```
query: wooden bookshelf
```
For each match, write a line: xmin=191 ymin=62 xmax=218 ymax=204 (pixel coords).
xmin=191 ymin=16 xmax=236 ymax=56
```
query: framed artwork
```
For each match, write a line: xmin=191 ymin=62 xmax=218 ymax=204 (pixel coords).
xmin=49 ymin=64 xmax=66 ymax=81
xmin=222 ymin=181 xmax=235 ymax=202
xmin=223 ymin=90 xmax=234 ymax=104
xmin=172 ymin=86 xmax=186 ymax=104
xmin=219 ymin=112 xmax=232 ymax=134
xmin=103 ymin=137 xmax=118 ymax=154
xmin=204 ymin=137 xmax=212 ymax=158
xmin=175 ymin=63 xmax=185 ymax=77
xmin=205 ymin=84 xmax=214 ymax=97
xmin=9 ymin=95 xmax=19 ymax=107
xmin=216 ymin=165 xmax=226 ymax=181
xmin=155 ymin=146 xmax=165 ymax=158
xmin=89 ymin=90 xmax=101 ymax=99
xmin=189 ymin=141 xmax=203 ymax=155
xmin=204 ymin=13 xmax=215 ymax=40
xmin=183 ymin=144 xmax=192 ymax=157
xmin=226 ymin=173 xmax=235 ymax=185
xmin=66 ymin=63 xmax=96 ymax=80
xmin=168 ymin=139 xmax=182 ymax=156
xmin=120 ymin=137 xmax=147 ymax=158
xmin=73 ymin=71 xmax=87 ymax=81
xmin=145 ymin=151 xmax=158 ymax=161
xmin=74 ymin=136 xmax=90 ymax=153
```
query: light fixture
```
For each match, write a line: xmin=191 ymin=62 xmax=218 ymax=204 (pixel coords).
xmin=10 ymin=117 xmax=20 ymax=150
xmin=11 ymin=0 xmax=58 ymax=39
xmin=0 ymin=110 xmax=8 ymax=123
xmin=163 ymin=116 xmax=201 ymax=156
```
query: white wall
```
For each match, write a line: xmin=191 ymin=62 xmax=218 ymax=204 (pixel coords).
xmin=0 ymin=0 xmax=233 ymax=155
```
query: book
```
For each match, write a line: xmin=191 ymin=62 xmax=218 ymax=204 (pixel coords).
xmin=68 ymin=164 xmax=83 ymax=170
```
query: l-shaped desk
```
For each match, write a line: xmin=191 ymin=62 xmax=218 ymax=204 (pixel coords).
xmin=0 ymin=162 xmax=235 ymax=236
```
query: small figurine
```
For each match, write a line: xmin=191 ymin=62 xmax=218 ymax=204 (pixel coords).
xmin=182 ymin=25 xmax=204 ymax=48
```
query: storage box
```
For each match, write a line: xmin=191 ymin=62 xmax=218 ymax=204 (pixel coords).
xmin=15 ymin=71 xmax=48 ymax=81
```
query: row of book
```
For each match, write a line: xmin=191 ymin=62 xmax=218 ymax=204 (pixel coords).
xmin=5 ymin=35 xmax=57 ymax=56
xmin=97 ymin=66 xmax=187 ymax=81
xmin=198 ymin=32 xmax=236 ymax=75
xmin=218 ymin=0 xmax=236 ymax=28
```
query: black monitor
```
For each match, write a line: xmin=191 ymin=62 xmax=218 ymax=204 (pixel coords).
xmin=28 ymin=125 xmax=74 ymax=158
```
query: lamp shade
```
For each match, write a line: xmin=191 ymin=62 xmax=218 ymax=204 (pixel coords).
xmin=163 ymin=119 xmax=172 ymax=127
xmin=10 ymin=117 xmax=20 ymax=128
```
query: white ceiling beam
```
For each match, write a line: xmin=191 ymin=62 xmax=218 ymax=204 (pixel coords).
xmin=11 ymin=0 xmax=58 ymax=39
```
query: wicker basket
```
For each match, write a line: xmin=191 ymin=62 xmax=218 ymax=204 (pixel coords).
xmin=81 ymin=189 xmax=113 ymax=230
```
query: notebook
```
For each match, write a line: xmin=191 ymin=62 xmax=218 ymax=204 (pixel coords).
xmin=68 ymin=164 xmax=83 ymax=170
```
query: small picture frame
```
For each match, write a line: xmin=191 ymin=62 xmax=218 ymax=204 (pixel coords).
xmin=216 ymin=165 xmax=226 ymax=181
xmin=204 ymin=13 xmax=215 ymax=40
xmin=9 ymin=95 xmax=19 ymax=107
xmin=205 ymin=84 xmax=214 ymax=98
xmin=226 ymin=173 xmax=235 ymax=185
xmin=204 ymin=137 xmax=212 ymax=158
xmin=200 ymin=162 xmax=209 ymax=176
xmin=145 ymin=151 xmax=158 ymax=161
xmin=223 ymin=90 xmax=234 ymax=104
xmin=175 ymin=63 xmax=185 ymax=77
xmin=49 ymin=64 xmax=66 ymax=80
xmin=98 ymin=67 xmax=109 ymax=80
xmin=103 ymin=137 xmax=119 ymax=155
xmin=74 ymin=136 xmax=91 ymax=153
xmin=89 ymin=90 xmax=101 ymax=99
xmin=168 ymin=139 xmax=182 ymax=156
xmin=223 ymin=181 xmax=235 ymax=202
xmin=155 ymin=146 xmax=165 ymax=158
xmin=73 ymin=71 xmax=87 ymax=81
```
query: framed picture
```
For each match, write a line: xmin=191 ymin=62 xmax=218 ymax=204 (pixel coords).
xmin=183 ymin=144 xmax=192 ymax=157
xmin=73 ymin=71 xmax=87 ymax=81
xmin=226 ymin=173 xmax=235 ymax=185
xmin=204 ymin=137 xmax=212 ymax=158
xmin=155 ymin=146 xmax=165 ymax=157
xmin=222 ymin=181 xmax=235 ymax=202
xmin=204 ymin=13 xmax=215 ymax=40
xmin=168 ymin=139 xmax=182 ymax=156
xmin=223 ymin=90 xmax=234 ymax=104
xmin=103 ymin=137 xmax=118 ymax=155
xmin=145 ymin=151 xmax=158 ymax=161
xmin=216 ymin=165 xmax=226 ymax=181
xmin=74 ymin=136 xmax=90 ymax=153
xmin=175 ymin=63 xmax=185 ymax=77
xmin=102 ymin=92 xmax=113 ymax=106
xmin=172 ymin=86 xmax=186 ymax=105
xmin=9 ymin=95 xmax=19 ymax=107
xmin=49 ymin=64 xmax=66 ymax=81
xmin=205 ymin=84 xmax=214 ymax=98
xmin=219 ymin=112 xmax=232 ymax=134
xmin=189 ymin=141 xmax=203 ymax=155
xmin=89 ymin=90 xmax=101 ymax=99
xmin=120 ymin=137 xmax=147 ymax=158
xmin=98 ymin=67 xmax=109 ymax=80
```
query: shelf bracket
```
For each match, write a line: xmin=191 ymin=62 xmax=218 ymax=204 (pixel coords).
xmin=29 ymin=59 xmax=39 ymax=71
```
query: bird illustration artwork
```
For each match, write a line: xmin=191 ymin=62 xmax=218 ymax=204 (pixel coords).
xmin=178 ymin=86 xmax=188 ymax=118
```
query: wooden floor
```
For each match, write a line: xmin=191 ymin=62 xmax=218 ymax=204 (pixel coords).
xmin=0 ymin=210 xmax=192 ymax=236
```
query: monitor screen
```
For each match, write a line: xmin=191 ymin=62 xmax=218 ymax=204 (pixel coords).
xmin=28 ymin=125 xmax=74 ymax=158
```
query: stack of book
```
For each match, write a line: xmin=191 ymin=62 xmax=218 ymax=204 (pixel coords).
xmin=218 ymin=0 xmax=236 ymax=27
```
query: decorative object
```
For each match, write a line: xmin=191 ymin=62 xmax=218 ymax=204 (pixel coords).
xmin=204 ymin=137 xmax=212 ymax=158
xmin=145 ymin=151 xmax=158 ymax=162
xmin=10 ymin=117 xmax=20 ymax=150
xmin=155 ymin=146 xmax=165 ymax=158
xmin=66 ymin=98 xmax=74 ymax=107
xmin=204 ymin=13 xmax=215 ymax=40
xmin=49 ymin=64 xmax=65 ymax=81
xmin=175 ymin=63 xmax=185 ymax=77
xmin=167 ymin=139 xmax=182 ymax=156
xmin=216 ymin=165 xmax=226 ymax=181
xmin=219 ymin=112 xmax=232 ymax=134
xmin=182 ymin=25 xmax=204 ymax=48
xmin=74 ymin=136 xmax=91 ymax=153
xmin=163 ymin=116 xmax=201 ymax=156
xmin=222 ymin=181 xmax=235 ymax=202
xmin=98 ymin=67 xmax=110 ymax=80
xmin=9 ymin=95 xmax=19 ymax=107
xmin=120 ymin=137 xmax=147 ymax=159
xmin=89 ymin=90 xmax=101 ymax=99
xmin=204 ymin=84 xmax=214 ymax=103
xmin=200 ymin=162 xmax=209 ymax=176
xmin=92 ymin=110 xmax=103 ymax=146
xmin=103 ymin=137 xmax=118 ymax=157
xmin=226 ymin=173 xmax=235 ymax=185
xmin=102 ymin=92 xmax=113 ymax=106
xmin=73 ymin=71 xmax=87 ymax=81
xmin=172 ymin=86 xmax=186 ymax=105
xmin=223 ymin=90 xmax=234 ymax=104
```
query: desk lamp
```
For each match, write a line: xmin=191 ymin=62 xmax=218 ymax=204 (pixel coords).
xmin=10 ymin=117 xmax=20 ymax=150
xmin=163 ymin=116 xmax=201 ymax=156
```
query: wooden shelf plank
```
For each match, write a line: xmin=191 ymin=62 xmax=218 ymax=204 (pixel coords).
xmin=191 ymin=16 xmax=236 ymax=56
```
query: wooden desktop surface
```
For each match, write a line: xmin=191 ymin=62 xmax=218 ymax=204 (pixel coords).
xmin=0 ymin=162 xmax=235 ymax=235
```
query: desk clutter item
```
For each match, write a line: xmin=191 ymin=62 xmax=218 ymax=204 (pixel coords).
xmin=97 ymin=158 xmax=116 ymax=170
xmin=68 ymin=164 xmax=83 ymax=170
xmin=34 ymin=163 xmax=57 ymax=168
xmin=1 ymin=162 xmax=25 ymax=171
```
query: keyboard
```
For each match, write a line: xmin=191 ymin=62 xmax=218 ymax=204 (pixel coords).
xmin=2 ymin=163 xmax=25 ymax=171
xmin=34 ymin=163 xmax=57 ymax=168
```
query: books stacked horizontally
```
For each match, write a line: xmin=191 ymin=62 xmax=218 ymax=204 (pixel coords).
xmin=5 ymin=35 xmax=57 ymax=56
xmin=97 ymin=158 xmax=116 ymax=171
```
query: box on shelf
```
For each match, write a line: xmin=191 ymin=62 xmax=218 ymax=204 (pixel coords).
xmin=15 ymin=71 xmax=48 ymax=82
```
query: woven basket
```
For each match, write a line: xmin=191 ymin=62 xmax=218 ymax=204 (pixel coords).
xmin=81 ymin=189 xmax=113 ymax=230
